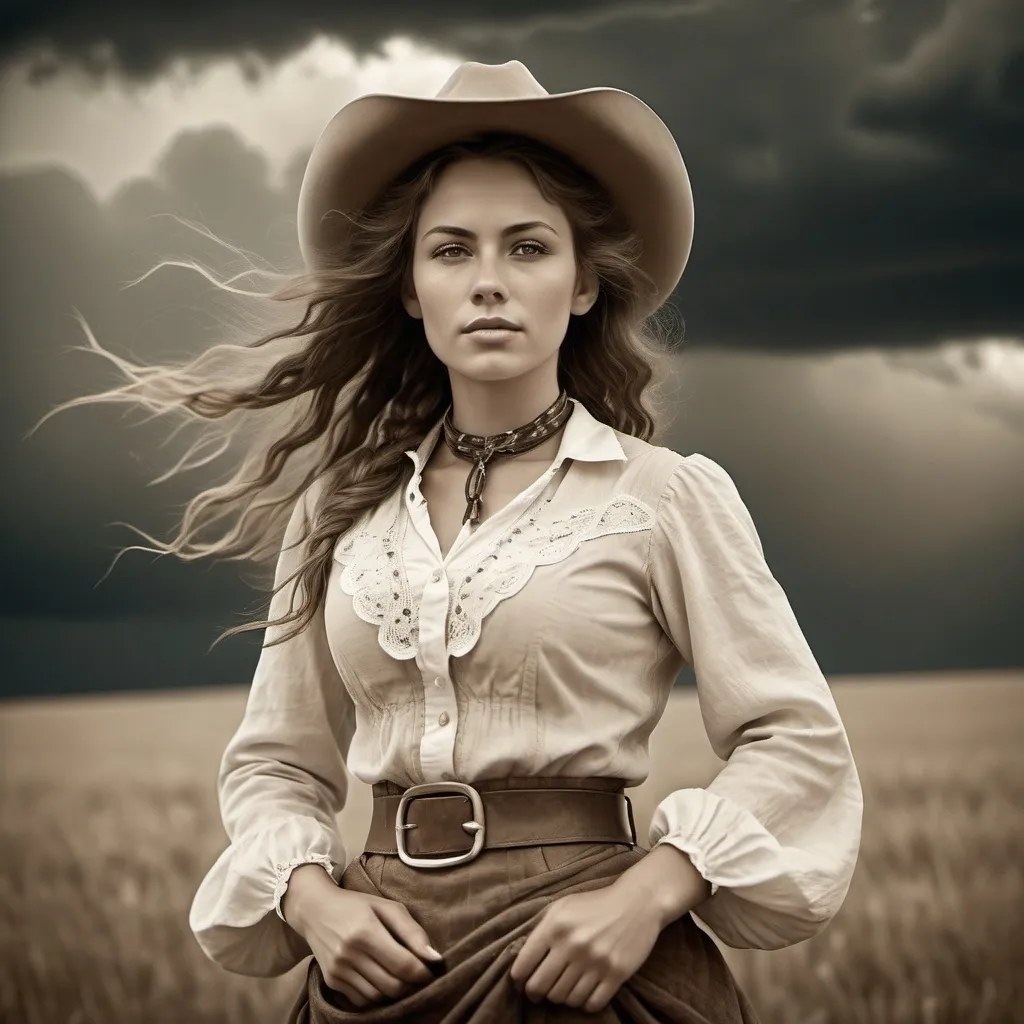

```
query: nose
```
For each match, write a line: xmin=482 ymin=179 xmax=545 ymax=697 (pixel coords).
xmin=469 ymin=250 xmax=510 ymax=304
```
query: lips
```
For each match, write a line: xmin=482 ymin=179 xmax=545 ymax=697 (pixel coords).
xmin=463 ymin=318 xmax=521 ymax=332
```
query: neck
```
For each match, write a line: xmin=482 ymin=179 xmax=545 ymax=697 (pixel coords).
xmin=447 ymin=381 xmax=563 ymax=438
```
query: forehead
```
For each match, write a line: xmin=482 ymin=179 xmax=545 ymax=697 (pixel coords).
xmin=419 ymin=158 xmax=558 ymax=220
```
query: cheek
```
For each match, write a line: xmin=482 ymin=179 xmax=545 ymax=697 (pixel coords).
xmin=415 ymin=283 xmax=460 ymax=324
xmin=539 ymin=259 xmax=579 ymax=297
xmin=412 ymin=259 xmax=451 ymax=291
xmin=532 ymin=275 xmax=577 ymax=316
xmin=412 ymin=262 xmax=436 ymax=295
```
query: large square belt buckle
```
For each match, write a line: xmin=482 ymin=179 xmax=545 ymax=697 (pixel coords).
xmin=395 ymin=781 xmax=486 ymax=868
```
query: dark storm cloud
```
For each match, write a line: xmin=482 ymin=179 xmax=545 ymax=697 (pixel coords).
xmin=0 ymin=130 xmax=320 ymax=696
xmin=851 ymin=0 xmax=1024 ymax=159
xmin=2 ymin=0 xmax=676 ymax=79
xmin=2 ymin=1 xmax=1023 ymax=697
xmin=6 ymin=0 xmax=1022 ymax=348
xmin=433 ymin=0 xmax=1024 ymax=349
xmin=2 ymin=123 xmax=1023 ymax=700
xmin=0 ymin=129 xmax=300 ymax=623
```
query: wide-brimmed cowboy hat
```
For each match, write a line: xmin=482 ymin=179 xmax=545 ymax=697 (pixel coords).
xmin=296 ymin=59 xmax=693 ymax=317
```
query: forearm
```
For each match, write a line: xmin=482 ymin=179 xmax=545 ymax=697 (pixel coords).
xmin=612 ymin=842 xmax=713 ymax=928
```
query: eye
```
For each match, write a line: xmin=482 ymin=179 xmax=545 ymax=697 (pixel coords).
xmin=432 ymin=243 xmax=465 ymax=259
xmin=431 ymin=240 xmax=549 ymax=260
xmin=515 ymin=241 xmax=547 ymax=256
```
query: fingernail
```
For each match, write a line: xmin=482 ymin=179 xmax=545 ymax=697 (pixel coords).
xmin=425 ymin=945 xmax=443 ymax=959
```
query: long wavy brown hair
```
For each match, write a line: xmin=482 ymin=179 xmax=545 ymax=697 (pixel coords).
xmin=31 ymin=129 xmax=685 ymax=651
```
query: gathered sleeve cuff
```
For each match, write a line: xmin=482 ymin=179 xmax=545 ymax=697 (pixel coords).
xmin=189 ymin=815 xmax=345 ymax=977
xmin=646 ymin=454 xmax=863 ymax=950
xmin=188 ymin=477 xmax=358 ymax=976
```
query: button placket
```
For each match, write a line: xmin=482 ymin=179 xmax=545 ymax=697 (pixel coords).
xmin=406 ymin=442 xmax=572 ymax=785
xmin=415 ymin=462 xmax=565 ymax=784
xmin=419 ymin=559 xmax=458 ymax=780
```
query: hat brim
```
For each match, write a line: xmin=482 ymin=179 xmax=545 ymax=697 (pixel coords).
xmin=297 ymin=86 xmax=693 ymax=316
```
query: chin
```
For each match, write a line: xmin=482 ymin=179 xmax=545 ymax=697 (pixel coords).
xmin=455 ymin=359 xmax=536 ymax=381
xmin=462 ymin=368 xmax=529 ymax=383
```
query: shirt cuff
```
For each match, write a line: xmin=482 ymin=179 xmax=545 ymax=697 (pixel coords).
xmin=189 ymin=815 xmax=346 ymax=976
xmin=273 ymin=856 xmax=337 ymax=922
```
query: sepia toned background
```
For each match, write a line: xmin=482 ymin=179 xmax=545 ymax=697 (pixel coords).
xmin=1 ymin=2 xmax=1022 ymax=1022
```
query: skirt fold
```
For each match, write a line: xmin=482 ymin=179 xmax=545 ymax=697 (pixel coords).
xmin=285 ymin=839 xmax=759 ymax=1024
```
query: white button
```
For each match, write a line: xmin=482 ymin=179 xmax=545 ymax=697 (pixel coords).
xmin=431 ymin=569 xmax=442 ymax=583
xmin=433 ymin=676 xmax=445 ymax=688
xmin=438 ymin=711 xmax=449 ymax=726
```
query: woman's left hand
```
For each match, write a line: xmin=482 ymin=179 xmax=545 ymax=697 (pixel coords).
xmin=508 ymin=882 xmax=664 ymax=1013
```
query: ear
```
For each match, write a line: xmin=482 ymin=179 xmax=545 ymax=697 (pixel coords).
xmin=570 ymin=266 xmax=599 ymax=317
xmin=400 ymin=268 xmax=422 ymax=321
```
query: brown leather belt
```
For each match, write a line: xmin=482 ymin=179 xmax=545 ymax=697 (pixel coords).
xmin=364 ymin=777 xmax=638 ymax=869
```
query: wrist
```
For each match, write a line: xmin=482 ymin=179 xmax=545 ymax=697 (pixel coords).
xmin=281 ymin=862 xmax=336 ymax=932
xmin=616 ymin=842 xmax=713 ymax=928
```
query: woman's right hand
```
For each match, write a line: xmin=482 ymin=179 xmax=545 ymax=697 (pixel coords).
xmin=281 ymin=863 xmax=443 ymax=1007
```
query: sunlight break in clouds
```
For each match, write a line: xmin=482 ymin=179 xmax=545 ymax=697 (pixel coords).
xmin=884 ymin=337 xmax=1024 ymax=433
xmin=0 ymin=35 xmax=465 ymax=202
xmin=668 ymin=337 xmax=1024 ymax=588
xmin=795 ymin=337 xmax=1024 ymax=581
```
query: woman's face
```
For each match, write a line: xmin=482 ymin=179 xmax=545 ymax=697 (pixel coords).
xmin=401 ymin=156 xmax=598 ymax=385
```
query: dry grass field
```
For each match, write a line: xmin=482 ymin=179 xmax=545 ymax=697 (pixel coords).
xmin=1 ymin=671 xmax=1021 ymax=1024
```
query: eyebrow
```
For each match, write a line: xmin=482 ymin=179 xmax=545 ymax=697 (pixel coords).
xmin=422 ymin=220 xmax=559 ymax=240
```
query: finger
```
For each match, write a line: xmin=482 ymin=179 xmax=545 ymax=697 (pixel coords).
xmin=378 ymin=940 xmax=438 ymax=986
xmin=359 ymin=920 xmax=437 ymax=986
xmin=375 ymin=901 xmax=442 ymax=973
xmin=345 ymin=949 xmax=415 ymax=1001
xmin=331 ymin=963 xmax=388 ymax=1005
xmin=320 ymin=966 xmax=370 ymax=1006
xmin=325 ymin=977 xmax=368 ymax=1008
xmin=566 ymin=970 xmax=602 ymax=1009
xmin=583 ymin=977 xmax=618 ymax=1014
xmin=509 ymin=926 xmax=551 ymax=989
xmin=545 ymin=962 xmax=585 ymax=1005
xmin=522 ymin=951 xmax=566 ymax=1004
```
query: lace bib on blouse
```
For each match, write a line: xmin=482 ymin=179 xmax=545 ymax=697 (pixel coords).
xmin=333 ymin=485 xmax=655 ymax=660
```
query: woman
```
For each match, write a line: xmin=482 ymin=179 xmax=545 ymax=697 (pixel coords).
xmin=48 ymin=60 xmax=862 ymax=1021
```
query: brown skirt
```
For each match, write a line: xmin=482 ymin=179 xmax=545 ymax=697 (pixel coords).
xmin=285 ymin=778 xmax=760 ymax=1024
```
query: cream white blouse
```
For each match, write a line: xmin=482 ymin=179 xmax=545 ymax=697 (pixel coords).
xmin=189 ymin=397 xmax=863 ymax=977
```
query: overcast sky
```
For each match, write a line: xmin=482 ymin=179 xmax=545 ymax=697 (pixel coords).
xmin=1 ymin=0 xmax=1022 ymax=699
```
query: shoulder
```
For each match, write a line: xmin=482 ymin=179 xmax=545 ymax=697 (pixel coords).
xmin=613 ymin=433 xmax=684 ymax=493
xmin=615 ymin=432 xmax=739 ymax=501
xmin=651 ymin=452 xmax=764 ymax=556
xmin=666 ymin=452 xmax=742 ymax=497
xmin=301 ymin=472 xmax=331 ymax=513
xmin=283 ymin=472 xmax=334 ymax=543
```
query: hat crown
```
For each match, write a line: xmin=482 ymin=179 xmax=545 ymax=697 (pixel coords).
xmin=435 ymin=60 xmax=550 ymax=101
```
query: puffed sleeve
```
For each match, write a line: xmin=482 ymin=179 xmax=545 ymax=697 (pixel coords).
xmin=646 ymin=453 xmax=863 ymax=950
xmin=188 ymin=477 xmax=357 ymax=976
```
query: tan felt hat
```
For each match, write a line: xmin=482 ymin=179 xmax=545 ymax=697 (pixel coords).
xmin=297 ymin=59 xmax=694 ymax=317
